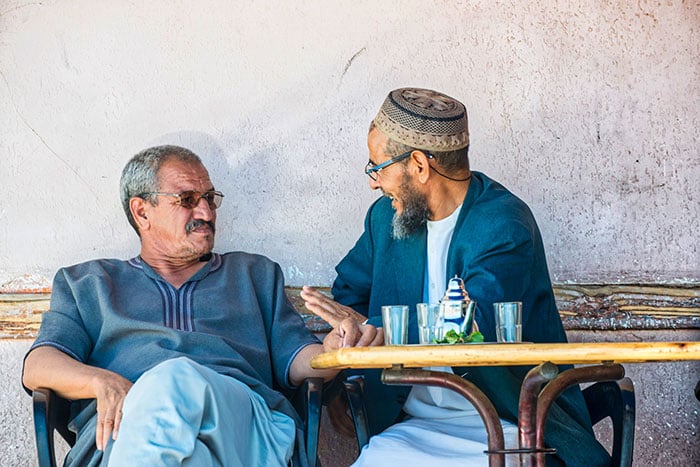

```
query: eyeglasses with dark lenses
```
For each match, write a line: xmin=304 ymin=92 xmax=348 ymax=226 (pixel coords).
xmin=364 ymin=150 xmax=413 ymax=181
xmin=138 ymin=190 xmax=224 ymax=210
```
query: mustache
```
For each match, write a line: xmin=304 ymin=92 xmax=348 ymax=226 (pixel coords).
xmin=186 ymin=219 xmax=215 ymax=234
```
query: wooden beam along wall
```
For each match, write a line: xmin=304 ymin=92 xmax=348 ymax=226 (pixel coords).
xmin=1 ymin=283 xmax=698 ymax=338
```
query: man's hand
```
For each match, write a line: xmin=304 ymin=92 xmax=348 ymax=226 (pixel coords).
xmin=323 ymin=317 xmax=384 ymax=350
xmin=91 ymin=371 xmax=133 ymax=451
xmin=290 ymin=318 xmax=383 ymax=386
xmin=301 ymin=285 xmax=367 ymax=328
xmin=23 ymin=346 xmax=134 ymax=451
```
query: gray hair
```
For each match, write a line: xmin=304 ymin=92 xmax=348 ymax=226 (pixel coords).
xmin=120 ymin=145 xmax=202 ymax=233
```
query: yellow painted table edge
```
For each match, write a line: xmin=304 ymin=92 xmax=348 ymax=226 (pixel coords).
xmin=310 ymin=341 xmax=700 ymax=369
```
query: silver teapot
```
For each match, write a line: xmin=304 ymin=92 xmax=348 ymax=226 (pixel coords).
xmin=439 ymin=276 xmax=476 ymax=335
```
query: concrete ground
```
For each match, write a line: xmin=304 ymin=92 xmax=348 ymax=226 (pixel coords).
xmin=3 ymin=330 xmax=699 ymax=466
xmin=1 ymin=340 xmax=35 ymax=467
xmin=1 ymin=340 xmax=66 ymax=467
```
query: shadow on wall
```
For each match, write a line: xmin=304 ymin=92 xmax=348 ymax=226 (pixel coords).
xmin=139 ymin=93 xmax=374 ymax=286
xmin=144 ymin=130 xmax=285 ymax=254
xmin=140 ymin=130 xmax=307 ymax=261
xmin=145 ymin=130 xmax=239 ymax=247
xmin=147 ymin=130 xmax=231 ymax=181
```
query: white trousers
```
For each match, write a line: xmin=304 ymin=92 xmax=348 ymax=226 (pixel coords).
xmin=105 ymin=357 xmax=296 ymax=467
xmin=353 ymin=369 xmax=519 ymax=467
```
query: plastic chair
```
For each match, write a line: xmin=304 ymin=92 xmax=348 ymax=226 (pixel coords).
xmin=32 ymin=387 xmax=75 ymax=467
xmin=582 ymin=377 xmax=636 ymax=467
xmin=343 ymin=375 xmax=635 ymax=467
xmin=32 ymin=377 xmax=326 ymax=467
xmin=343 ymin=375 xmax=371 ymax=451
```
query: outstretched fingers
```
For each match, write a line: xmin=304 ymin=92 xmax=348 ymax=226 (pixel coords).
xmin=301 ymin=286 xmax=365 ymax=327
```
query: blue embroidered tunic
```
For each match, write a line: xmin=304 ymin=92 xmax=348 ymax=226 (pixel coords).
xmin=26 ymin=252 xmax=319 ymax=466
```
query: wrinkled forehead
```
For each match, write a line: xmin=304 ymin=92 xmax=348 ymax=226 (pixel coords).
xmin=157 ymin=158 xmax=213 ymax=191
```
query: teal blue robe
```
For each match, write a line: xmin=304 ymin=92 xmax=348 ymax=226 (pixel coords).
xmin=332 ymin=172 xmax=610 ymax=466
xmin=24 ymin=252 xmax=319 ymax=466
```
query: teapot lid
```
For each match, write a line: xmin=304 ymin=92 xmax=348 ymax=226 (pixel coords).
xmin=442 ymin=275 xmax=470 ymax=301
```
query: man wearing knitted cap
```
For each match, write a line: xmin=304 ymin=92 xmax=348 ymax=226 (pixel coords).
xmin=302 ymin=88 xmax=610 ymax=466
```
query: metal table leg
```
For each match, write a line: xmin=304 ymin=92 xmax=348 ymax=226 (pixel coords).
xmin=534 ymin=364 xmax=625 ymax=467
xmin=381 ymin=363 xmax=625 ymax=467
xmin=517 ymin=363 xmax=559 ymax=467
xmin=382 ymin=366 xmax=506 ymax=467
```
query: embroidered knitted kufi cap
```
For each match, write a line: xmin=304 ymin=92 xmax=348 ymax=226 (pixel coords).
xmin=373 ymin=88 xmax=469 ymax=152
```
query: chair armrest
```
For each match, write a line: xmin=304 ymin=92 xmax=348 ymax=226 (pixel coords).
xmin=343 ymin=375 xmax=370 ymax=451
xmin=33 ymin=388 xmax=75 ymax=467
xmin=292 ymin=378 xmax=324 ymax=467
xmin=33 ymin=388 xmax=57 ymax=467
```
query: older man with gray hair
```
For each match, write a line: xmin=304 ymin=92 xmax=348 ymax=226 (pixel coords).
xmin=23 ymin=145 xmax=379 ymax=466
xmin=302 ymin=88 xmax=610 ymax=466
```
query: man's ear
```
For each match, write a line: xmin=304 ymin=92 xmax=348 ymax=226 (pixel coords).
xmin=411 ymin=150 xmax=432 ymax=184
xmin=130 ymin=197 xmax=150 ymax=231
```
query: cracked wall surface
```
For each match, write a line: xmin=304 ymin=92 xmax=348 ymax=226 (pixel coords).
xmin=1 ymin=5 xmax=698 ymax=466
xmin=0 ymin=1 xmax=697 ymax=288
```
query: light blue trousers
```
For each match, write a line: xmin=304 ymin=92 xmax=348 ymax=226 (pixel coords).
xmin=105 ymin=357 xmax=296 ymax=466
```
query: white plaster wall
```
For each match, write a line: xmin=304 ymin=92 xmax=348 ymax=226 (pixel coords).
xmin=1 ymin=0 xmax=698 ymax=287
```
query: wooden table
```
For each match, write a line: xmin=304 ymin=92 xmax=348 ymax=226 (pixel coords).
xmin=311 ymin=341 xmax=700 ymax=467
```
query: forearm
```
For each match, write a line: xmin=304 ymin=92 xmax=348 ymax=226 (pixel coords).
xmin=23 ymin=345 xmax=119 ymax=400
xmin=289 ymin=319 xmax=383 ymax=386
xmin=288 ymin=343 xmax=339 ymax=386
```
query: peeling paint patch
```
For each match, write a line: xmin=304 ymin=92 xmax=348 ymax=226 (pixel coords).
xmin=0 ymin=274 xmax=51 ymax=294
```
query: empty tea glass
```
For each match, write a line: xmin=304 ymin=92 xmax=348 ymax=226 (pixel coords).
xmin=416 ymin=303 xmax=442 ymax=344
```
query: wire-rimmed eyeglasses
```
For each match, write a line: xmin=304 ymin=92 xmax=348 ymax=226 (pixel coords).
xmin=138 ymin=190 xmax=224 ymax=210
xmin=364 ymin=150 xmax=413 ymax=181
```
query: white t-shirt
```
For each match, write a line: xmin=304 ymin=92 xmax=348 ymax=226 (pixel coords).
xmin=406 ymin=203 xmax=469 ymax=416
xmin=425 ymin=204 xmax=462 ymax=304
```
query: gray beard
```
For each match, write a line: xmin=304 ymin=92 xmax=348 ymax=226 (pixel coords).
xmin=391 ymin=176 xmax=430 ymax=240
